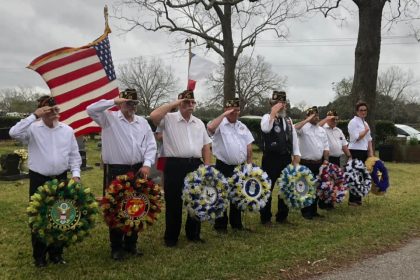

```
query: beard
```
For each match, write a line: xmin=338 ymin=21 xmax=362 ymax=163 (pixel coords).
xmin=277 ymin=110 xmax=287 ymax=118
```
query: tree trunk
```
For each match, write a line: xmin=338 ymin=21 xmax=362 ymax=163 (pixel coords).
xmin=351 ymin=0 xmax=385 ymax=142
xmin=222 ymin=4 xmax=236 ymax=104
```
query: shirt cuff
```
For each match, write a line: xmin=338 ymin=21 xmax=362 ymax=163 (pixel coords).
xmin=143 ymin=160 xmax=152 ymax=168
xmin=72 ymin=170 xmax=81 ymax=178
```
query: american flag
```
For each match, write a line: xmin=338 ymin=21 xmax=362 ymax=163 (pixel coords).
xmin=28 ymin=33 xmax=119 ymax=136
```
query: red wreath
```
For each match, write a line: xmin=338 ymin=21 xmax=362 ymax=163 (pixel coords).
xmin=101 ymin=172 xmax=162 ymax=235
xmin=317 ymin=163 xmax=348 ymax=204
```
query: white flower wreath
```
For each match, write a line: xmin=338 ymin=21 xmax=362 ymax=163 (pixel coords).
xmin=183 ymin=165 xmax=230 ymax=222
xmin=228 ymin=163 xmax=271 ymax=212
xmin=344 ymin=159 xmax=372 ymax=197
xmin=277 ymin=164 xmax=317 ymax=209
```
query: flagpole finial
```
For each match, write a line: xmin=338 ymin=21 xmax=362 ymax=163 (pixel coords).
xmin=104 ymin=5 xmax=111 ymax=34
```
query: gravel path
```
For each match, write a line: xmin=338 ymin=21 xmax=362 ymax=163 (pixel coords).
xmin=310 ymin=239 xmax=420 ymax=280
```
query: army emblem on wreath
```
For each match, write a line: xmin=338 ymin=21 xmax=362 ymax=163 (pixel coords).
xmin=243 ymin=178 xmax=262 ymax=199
xmin=48 ymin=199 xmax=81 ymax=230
xmin=122 ymin=194 xmax=150 ymax=220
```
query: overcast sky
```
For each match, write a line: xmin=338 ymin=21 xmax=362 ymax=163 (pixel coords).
xmin=1 ymin=0 xmax=419 ymax=107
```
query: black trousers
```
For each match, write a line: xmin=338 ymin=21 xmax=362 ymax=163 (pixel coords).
xmin=300 ymin=160 xmax=322 ymax=218
xmin=329 ymin=156 xmax=341 ymax=166
xmin=103 ymin=163 xmax=143 ymax=251
xmin=214 ymin=160 xmax=243 ymax=230
xmin=260 ymin=153 xmax=292 ymax=223
xmin=349 ymin=149 xmax=368 ymax=204
xmin=29 ymin=170 xmax=67 ymax=262
xmin=164 ymin=157 xmax=202 ymax=244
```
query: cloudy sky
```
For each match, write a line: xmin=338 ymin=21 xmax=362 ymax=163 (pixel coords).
xmin=1 ymin=0 xmax=419 ymax=107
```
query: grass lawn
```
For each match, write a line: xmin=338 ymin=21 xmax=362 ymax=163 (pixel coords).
xmin=0 ymin=140 xmax=419 ymax=280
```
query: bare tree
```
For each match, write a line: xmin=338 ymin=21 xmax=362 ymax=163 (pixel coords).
xmin=0 ymin=87 xmax=41 ymax=113
xmin=306 ymin=0 xmax=420 ymax=134
xmin=330 ymin=66 xmax=420 ymax=121
xmin=114 ymin=0 xmax=302 ymax=104
xmin=118 ymin=57 xmax=180 ymax=114
xmin=377 ymin=66 xmax=420 ymax=121
xmin=208 ymin=55 xmax=287 ymax=113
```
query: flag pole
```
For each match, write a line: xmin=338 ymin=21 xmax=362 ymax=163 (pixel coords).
xmin=185 ymin=38 xmax=195 ymax=90
xmin=104 ymin=5 xmax=111 ymax=35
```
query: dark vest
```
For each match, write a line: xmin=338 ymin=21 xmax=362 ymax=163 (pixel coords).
xmin=262 ymin=117 xmax=293 ymax=155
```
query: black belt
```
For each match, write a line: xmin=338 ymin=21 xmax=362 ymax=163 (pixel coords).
xmin=166 ymin=157 xmax=201 ymax=164
xmin=29 ymin=170 xmax=67 ymax=179
xmin=301 ymin=159 xmax=322 ymax=164
xmin=106 ymin=162 xmax=143 ymax=169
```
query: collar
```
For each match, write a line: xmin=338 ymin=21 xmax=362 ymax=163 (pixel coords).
xmin=222 ymin=117 xmax=238 ymax=127
xmin=176 ymin=111 xmax=196 ymax=123
xmin=37 ymin=119 xmax=63 ymax=129
xmin=118 ymin=110 xmax=139 ymax=123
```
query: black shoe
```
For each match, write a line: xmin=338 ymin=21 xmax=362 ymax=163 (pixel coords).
xmin=111 ymin=249 xmax=125 ymax=261
xmin=215 ymin=228 xmax=228 ymax=234
xmin=313 ymin=213 xmax=325 ymax=219
xmin=188 ymin=237 xmax=206 ymax=244
xmin=50 ymin=256 xmax=66 ymax=265
xmin=124 ymin=247 xmax=143 ymax=257
xmin=34 ymin=258 xmax=47 ymax=268
xmin=164 ymin=240 xmax=177 ymax=247
xmin=261 ymin=221 xmax=273 ymax=227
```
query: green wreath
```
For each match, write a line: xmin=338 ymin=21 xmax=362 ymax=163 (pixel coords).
xmin=27 ymin=179 xmax=99 ymax=247
xmin=102 ymin=172 xmax=162 ymax=235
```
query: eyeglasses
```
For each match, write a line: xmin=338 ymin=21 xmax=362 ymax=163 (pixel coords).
xmin=126 ymin=101 xmax=139 ymax=106
xmin=358 ymin=109 xmax=367 ymax=112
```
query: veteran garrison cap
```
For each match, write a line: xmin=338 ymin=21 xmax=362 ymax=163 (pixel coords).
xmin=120 ymin=88 xmax=138 ymax=101
xmin=327 ymin=109 xmax=338 ymax=116
xmin=270 ymin=91 xmax=286 ymax=105
xmin=306 ymin=106 xmax=319 ymax=116
xmin=225 ymin=98 xmax=240 ymax=108
xmin=37 ymin=95 xmax=56 ymax=108
xmin=178 ymin=90 xmax=195 ymax=100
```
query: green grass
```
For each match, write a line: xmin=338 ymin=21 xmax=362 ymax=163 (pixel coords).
xmin=0 ymin=140 xmax=419 ymax=280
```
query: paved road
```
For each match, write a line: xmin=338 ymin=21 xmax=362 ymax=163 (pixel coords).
xmin=311 ymin=239 xmax=420 ymax=280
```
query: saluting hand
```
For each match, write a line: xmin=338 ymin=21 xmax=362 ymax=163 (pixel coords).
xmin=34 ymin=106 xmax=53 ymax=118
xmin=114 ymin=97 xmax=130 ymax=105
xmin=223 ymin=108 xmax=235 ymax=116
xmin=271 ymin=102 xmax=285 ymax=115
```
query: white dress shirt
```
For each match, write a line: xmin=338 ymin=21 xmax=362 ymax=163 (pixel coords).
xmin=323 ymin=124 xmax=348 ymax=157
xmin=210 ymin=117 xmax=254 ymax=165
xmin=260 ymin=114 xmax=301 ymax=156
xmin=296 ymin=122 xmax=329 ymax=160
xmin=86 ymin=99 xmax=157 ymax=167
xmin=9 ymin=114 xmax=81 ymax=177
xmin=159 ymin=111 xmax=212 ymax=158
xmin=348 ymin=116 xmax=372 ymax=150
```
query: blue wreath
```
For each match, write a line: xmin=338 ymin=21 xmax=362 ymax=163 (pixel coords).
xmin=228 ymin=163 xmax=271 ymax=212
xmin=183 ymin=165 xmax=230 ymax=222
xmin=344 ymin=159 xmax=372 ymax=197
xmin=372 ymin=160 xmax=389 ymax=192
xmin=277 ymin=164 xmax=317 ymax=209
